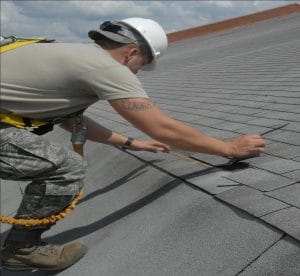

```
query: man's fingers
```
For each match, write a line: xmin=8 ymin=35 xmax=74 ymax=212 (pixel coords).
xmin=249 ymin=134 xmax=266 ymax=148
xmin=251 ymin=134 xmax=262 ymax=139
xmin=147 ymin=143 xmax=170 ymax=153
xmin=229 ymin=134 xmax=267 ymax=158
xmin=150 ymin=142 xmax=170 ymax=152
xmin=254 ymin=140 xmax=266 ymax=148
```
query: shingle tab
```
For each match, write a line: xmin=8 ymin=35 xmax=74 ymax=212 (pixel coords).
xmin=158 ymin=158 xmax=207 ymax=176
xmin=240 ymin=236 xmax=300 ymax=276
xmin=266 ymin=183 xmax=300 ymax=208
xmin=224 ymin=168 xmax=296 ymax=191
xmin=284 ymin=170 xmax=300 ymax=181
xmin=246 ymin=118 xmax=289 ymax=128
xmin=191 ymin=152 xmax=230 ymax=166
xmin=216 ymin=186 xmax=289 ymax=217
xmin=264 ymin=130 xmax=300 ymax=146
xmin=261 ymin=207 xmax=300 ymax=241
xmin=236 ymin=125 xmax=271 ymax=135
xmin=253 ymin=158 xmax=300 ymax=174
xmin=264 ymin=142 xmax=300 ymax=159
xmin=185 ymin=170 xmax=242 ymax=194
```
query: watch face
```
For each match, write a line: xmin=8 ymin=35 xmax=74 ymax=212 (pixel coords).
xmin=122 ymin=137 xmax=133 ymax=150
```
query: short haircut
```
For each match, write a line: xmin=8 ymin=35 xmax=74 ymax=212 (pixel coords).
xmin=95 ymin=36 xmax=152 ymax=62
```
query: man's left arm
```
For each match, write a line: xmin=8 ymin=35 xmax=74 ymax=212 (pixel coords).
xmin=60 ymin=116 xmax=169 ymax=153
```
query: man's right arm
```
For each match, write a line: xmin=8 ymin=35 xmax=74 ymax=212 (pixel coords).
xmin=109 ymin=97 xmax=265 ymax=158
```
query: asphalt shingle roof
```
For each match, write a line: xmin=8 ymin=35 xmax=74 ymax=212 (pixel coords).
xmin=1 ymin=7 xmax=300 ymax=276
xmin=127 ymin=11 xmax=300 ymax=244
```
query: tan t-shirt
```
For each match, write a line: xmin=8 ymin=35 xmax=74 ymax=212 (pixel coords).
xmin=0 ymin=42 xmax=148 ymax=120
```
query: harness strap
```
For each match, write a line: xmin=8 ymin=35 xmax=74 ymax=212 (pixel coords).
xmin=0 ymin=113 xmax=47 ymax=129
xmin=0 ymin=37 xmax=46 ymax=54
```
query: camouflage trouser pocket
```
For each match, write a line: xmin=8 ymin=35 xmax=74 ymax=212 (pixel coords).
xmin=0 ymin=141 xmax=59 ymax=180
xmin=0 ymin=126 xmax=87 ymax=196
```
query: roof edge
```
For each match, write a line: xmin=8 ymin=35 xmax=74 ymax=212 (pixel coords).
xmin=167 ymin=3 xmax=300 ymax=43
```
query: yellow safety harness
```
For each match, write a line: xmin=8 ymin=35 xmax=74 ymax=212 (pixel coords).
xmin=0 ymin=36 xmax=53 ymax=132
xmin=0 ymin=113 xmax=47 ymax=129
xmin=0 ymin=37 xmax=46 ymax=54
xmin=0 ymin=36 xmax=83 ymax=226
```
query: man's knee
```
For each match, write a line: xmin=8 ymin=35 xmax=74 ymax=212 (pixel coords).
xmin=45 ymin=150 xmax=87 ymax=196
xmin=59 ymin=150 xmax=87 ymax=184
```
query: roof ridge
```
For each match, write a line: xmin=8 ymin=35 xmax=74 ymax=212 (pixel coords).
xmin=167 ymin=3 xmax=300 ymax=43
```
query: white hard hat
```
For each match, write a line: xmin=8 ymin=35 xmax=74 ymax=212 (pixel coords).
xmin=119 ymin=18 xmax=168 ymax=71
xmin=89 ymin=18 xmax=168 ymax=71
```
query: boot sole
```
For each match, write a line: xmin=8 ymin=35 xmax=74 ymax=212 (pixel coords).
xmin=3 ymin=262 xmax=39 ymax=271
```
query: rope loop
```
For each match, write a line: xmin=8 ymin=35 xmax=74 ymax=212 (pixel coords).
xmin=0 ymin=189 xmax=83 ymax=227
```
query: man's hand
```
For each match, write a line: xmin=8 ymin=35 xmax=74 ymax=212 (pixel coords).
xmin=226 ymin=134 xmax=266 ymax=158
xmin=129 ymin=140 xmax=170 ymax=153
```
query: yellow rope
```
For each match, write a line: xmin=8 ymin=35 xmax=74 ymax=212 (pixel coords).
xmin=0 ymin=189 xmax=83 ymax=227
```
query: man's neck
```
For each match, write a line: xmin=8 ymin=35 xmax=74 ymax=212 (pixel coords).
xmin=106 ymin=48 xmax=126 ymax=65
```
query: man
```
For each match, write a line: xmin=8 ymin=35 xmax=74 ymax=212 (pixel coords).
xmin=0 ymin=18 xmax=265 ymax=271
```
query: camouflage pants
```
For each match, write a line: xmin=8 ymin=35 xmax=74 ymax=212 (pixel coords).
xmin=0 ymin=123 xmax=87 ymax=231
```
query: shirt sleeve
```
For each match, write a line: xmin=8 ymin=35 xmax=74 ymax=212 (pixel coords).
xmin=79 ymin=65 xmax=149 ymax=100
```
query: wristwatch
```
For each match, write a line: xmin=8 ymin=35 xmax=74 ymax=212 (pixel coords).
xmin=121 ymin=137 xmax=134 ymax=150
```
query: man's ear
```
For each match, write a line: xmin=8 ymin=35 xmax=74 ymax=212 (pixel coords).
xmin=128 ymin=47 xmax=139 ymax=58
xmin=123 ymin=46 xmax=139 ymax=65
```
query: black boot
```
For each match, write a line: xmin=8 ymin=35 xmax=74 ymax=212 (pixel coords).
xmin=4 ymin=226 xmax=46 ymax=248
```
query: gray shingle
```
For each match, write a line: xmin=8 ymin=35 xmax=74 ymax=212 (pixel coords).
xmin=213 ymin=121 xmax=247 ymax=131
xmin=186 ymin=171 xmax=242 ymax=194
xmin=263 ymin=102 xmax=300 ymax=112
xmin=246 ymin=154 xmax=275 ymax=166
xmin=265 ymin=142 xmax=300 ymax=159
xmin=240 ymin=236 xmax=300 ymax=276
xmin=158 ymin=158 xmax=207 ymax=177
xmin=261 ymin=207 xmax=300 ymax=241
xmin=224 ymin=168 xmax=296 ymax=191
xmin=235 ymin=125 xmax=271 ymax=135
xmin=191 ymin=152 xmax=229 ymax=166
xmin=226 ymin=107 xmax=260 ymax=116
xmin=284 ymin=170 xmax=300 ymax=181
xmin=264 ymin=130 xmax=300 ymax=146
xmin=222 ymin=113 xmax=254 ymax=123
xmin=187 ymin=115 xmax=225 ymax=126
xmin=256 ymin=111 xmax=299 ymax=121
xmin=253 ymin=158 xmax=300 ymax=174
xmin=266 ymin=183 xmax=300 ymax=208
xmin=40 ymin=161 xmax=284 ymax=276
xmin=216 ymin=186 xmax=289 ymax=217
xmin=246 ymin=118 xmax=290 ymax=127
xmin=284 ymin=122 xmax=300 ymax=132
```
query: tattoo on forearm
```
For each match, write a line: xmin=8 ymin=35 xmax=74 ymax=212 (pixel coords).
xmin=120 ymin=99 xmax=155 ymax=111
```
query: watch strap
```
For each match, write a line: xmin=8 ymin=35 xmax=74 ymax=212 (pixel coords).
xmin=121 ymin=137 xmax=134 ymax=150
